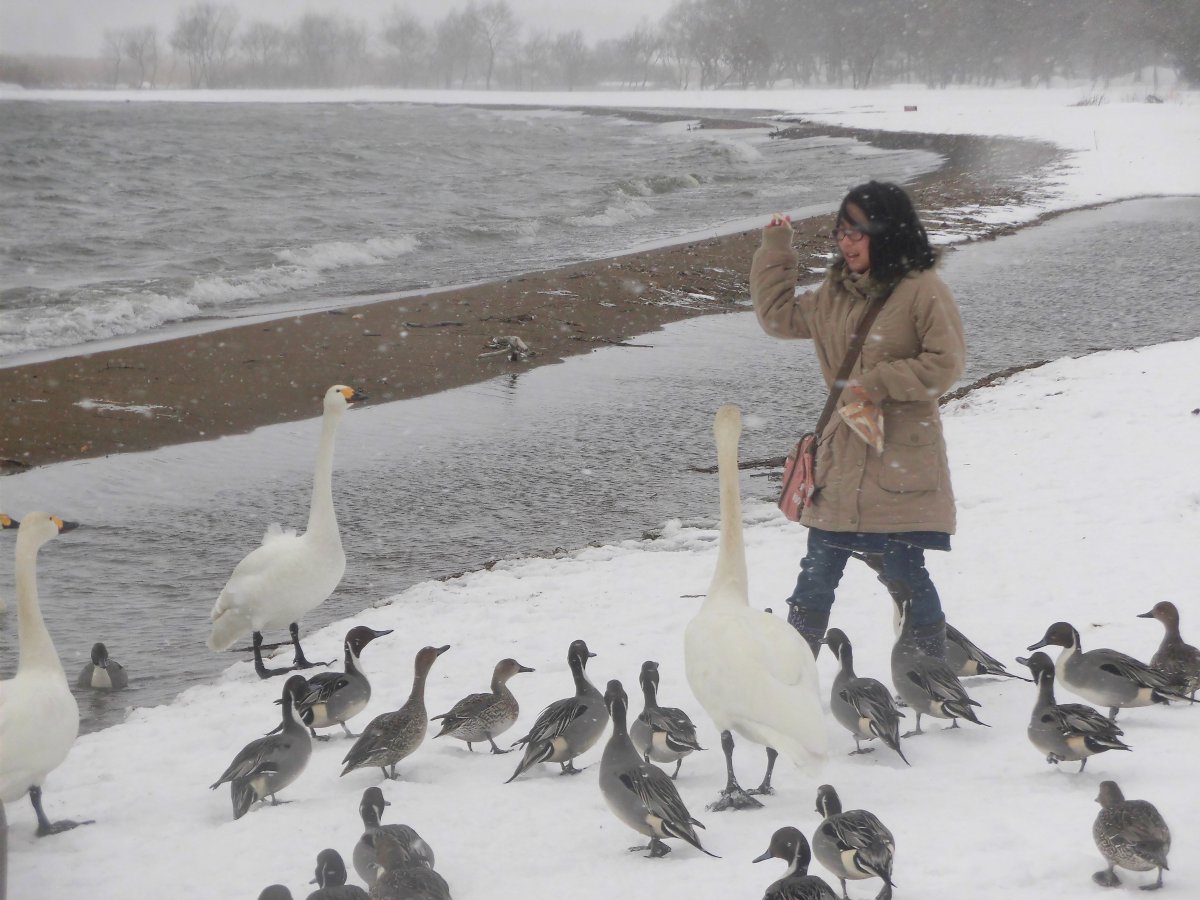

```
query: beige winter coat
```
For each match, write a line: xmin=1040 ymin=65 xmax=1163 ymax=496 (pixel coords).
xmin=750 ymin=221 xmax=966 ymax=534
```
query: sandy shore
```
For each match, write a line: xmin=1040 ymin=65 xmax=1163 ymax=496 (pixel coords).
xmin=0 ymin=115 xmax=1060 ymax=471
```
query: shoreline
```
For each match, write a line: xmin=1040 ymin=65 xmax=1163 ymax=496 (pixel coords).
xmin=0 ymin=117 xmax=1064 ymax=472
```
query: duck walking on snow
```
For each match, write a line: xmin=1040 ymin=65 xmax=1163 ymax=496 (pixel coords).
xmin=1028 ymin=621 xmax=1193 ymax=720
xmin=1092 ymin=780 xmax=1170 ymax=891
xmin=506 ymin=639 xmax=609 ymax=782
xmin=1017 ymin=652 xmax=1130 ymax=772
xmin=599 ymin=679 xmax=717 ymax=858
xmin=308 ymin=848 xmax=369 ymax=899
xmin=353 ymin=786 xmax=436 ymax=888
xmin=753 ymin=827 xmax=838 ymax=900
xmin=296 ymin=626 xmax=393 ymax=739
xmin=684 ymin=405 xmax=826 ymax=811
xmin=824 ymin=629 xmax=907 ymax=765
xmin=1137 ymin=601 xmax=1200 ymax=699
xmin=76 ymin=641 xmax=128 ymax=691
xmin=812 ymin=784 xmax=896 ymax=900
xmin=432 ymin=657 xmax=534 ymax=753
xmin=210 ymin=674 xmax=314 ymax=819
xmin=342 ymin=645 xmax=449 ymax=780
xmin=207 ymin=385 xmax=366 ymax=678
xmin=0 ymin=512 xmax=92 ymax=836
xmin=629 ymin=660 xmax=705 ymax=779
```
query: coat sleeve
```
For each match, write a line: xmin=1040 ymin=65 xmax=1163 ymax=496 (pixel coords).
xmin=857 ymin=273 xmax=966 ymax=403
xmin=750 ymin=223 xmax=812 ymax=339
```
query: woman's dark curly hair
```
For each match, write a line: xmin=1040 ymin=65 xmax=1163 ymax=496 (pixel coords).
xmin=837 ymin=180 xmax=936 ymax=282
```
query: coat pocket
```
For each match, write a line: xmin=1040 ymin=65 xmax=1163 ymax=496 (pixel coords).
xmin=878 ymin=410 xmax=941 ymax=493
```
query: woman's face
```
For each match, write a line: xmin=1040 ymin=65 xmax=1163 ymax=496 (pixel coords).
xmin=837 ymin=202 xmax=871 ymax=274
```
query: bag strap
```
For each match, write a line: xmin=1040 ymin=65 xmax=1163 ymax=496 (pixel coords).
xmin=812 ymin=287 xmax=893 ymax=438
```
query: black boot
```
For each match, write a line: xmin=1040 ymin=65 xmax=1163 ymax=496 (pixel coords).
xmin=911 ymin=617 xmax=947 ymax=659
xmin=786 ymin=604 xmax=830 ymax=658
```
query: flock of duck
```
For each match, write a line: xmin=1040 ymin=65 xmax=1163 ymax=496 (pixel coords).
xmin=2 ymin=391 xmax=1197 ymax=898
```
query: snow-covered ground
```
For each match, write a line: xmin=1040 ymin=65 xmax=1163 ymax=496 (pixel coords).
xmin=2 ymin=86 xmax=1198 ymax=898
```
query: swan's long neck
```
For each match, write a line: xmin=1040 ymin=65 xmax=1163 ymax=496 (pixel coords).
xmin=14 ymin=536 xmax=64 ymax=675
xmin=705 ymin=410 xmax=748 ymax=609
xmin=306 ymin=407 xmax=342 ymax=539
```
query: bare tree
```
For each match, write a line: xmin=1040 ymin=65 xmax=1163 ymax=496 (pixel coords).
xmin=551 ymin=30 xmax=589 ymax=90
xmin=474 ymin=1 xmax=519 ymax=89
xmin=122 ymin=27 xmax=159 ymax=88
xmin=170 ymin=2 xmax=238 ymax=88
xmin=433 ymin=6 xmax=483 ymax=88
xmin=240 ymin=21 xmax=290 ymax=86
xmin=382 ymin=7 xmax=431 ymax=86
xmin=101 ymin=29 xmax=123 ymax=87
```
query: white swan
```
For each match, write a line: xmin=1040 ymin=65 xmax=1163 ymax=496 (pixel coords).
xmin=0 ymin=511 xmax=92 ymax=836
xmin=207 ymin=385 xmax=366 ymax=678
xmin=684 ymin=404 xmax=827 ymax=810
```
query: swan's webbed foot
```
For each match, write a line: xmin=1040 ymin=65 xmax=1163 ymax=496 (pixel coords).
xmin=288 ymin=622 xmax=332 ymax=670
xmin=707 ymin=785 xmax=764 ymax=811
xmin=747 ymin=747 xmax=778 ymax=796
xmin=31 ymin=787 xmax=94 ymax=837
xmin=253 ymin=632 xmax=293 ymax=679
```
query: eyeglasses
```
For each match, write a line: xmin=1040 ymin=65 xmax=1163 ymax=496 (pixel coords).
xmin=832 ymin=226 xmax=868 ymax=243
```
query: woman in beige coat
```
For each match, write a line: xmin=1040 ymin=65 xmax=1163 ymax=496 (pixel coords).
xmin=750 ymin=181 xmax=965 ymax=657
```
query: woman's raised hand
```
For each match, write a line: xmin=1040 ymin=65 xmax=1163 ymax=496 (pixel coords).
xmin=768 ymin=212 xmax=792 ymax=227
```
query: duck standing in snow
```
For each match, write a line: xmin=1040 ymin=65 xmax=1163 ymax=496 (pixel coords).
xmin=76 ymin=641 xmax=128 ymax=691
xmin=753 ymin=826 xmax=838 ymax=900
xmin=1092 ymin=780 xmax=1170 ymax=890
xmin=506 ymin=639 xmax=608 ymax=782
xmin=812 ymin=784 xmax=896 ymax=900
xmin=684 ymin=405 xmax=826 ymax=811
xmin=210 ymin=674 xmax=314 ymax=819
xmin=824 ymin=629 xmax=907 ymax=765
xmin=1017 ymin=652 xmax=1130 ymax=772
xmin=432 ymin=657 xmax=534 ymax=753
xmin=295 ymin=626 xmax=393 ymax=739
xmin=342 ymin=644 xmax=449 ymax=780
xmin=0 ymin=512 xmax=93 ymax=836
xmin=1137 ymin=601 xmax=1200 ymax=699
xmin=207 ymin=385 xmax=366 ymax=678
xmin=629 ymin=660 xmax=704 ymax=779
xmin=352 ymin=786 xmax=436 ymax=888
xmin=598 ymin=679 xmax=716 ymax=859
xmin=1028 ymin=621 xmax=1193 ymax=720
xmin=307 ymin=848 xmax=369 ymax=899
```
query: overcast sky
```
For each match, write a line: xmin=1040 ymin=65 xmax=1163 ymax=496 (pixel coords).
xmin=1 ymin=0 xmax=677 ymax=58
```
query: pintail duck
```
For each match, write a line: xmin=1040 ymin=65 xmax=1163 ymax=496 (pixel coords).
xmin=824 ymin=629 xmax=908 ymax=765
xmin=1017 ymin=652 xmax=1130 ymax=772
xmin=753 ymin=826 xmax=838 ymax=900
xmin=296 ymin=626 xmax=393 ymax=739
xmin=432 ymin=657 xmax=534 ymax=753
xmin=207 ymin=385 xmax=366 ymax=679
xmin=210 ymin=674 xmax=314 ymax=819
xmin=629 ymin=660 xmax=705 ymax=779
xmin=76 ymin=641 xmax=128 ymax=691
xmin=353 ymin=786 xmax=435 ymax=888
xmin=812 ymin=784 xmax=896 ymax=900
xmin=1138 ymin=601 xmax=1200 ymax=699
xmin=342 ymin=645 xmax=449 ymax=780
xmin=891 ymin=597 xmax=987 ymax=735
xmin=308 ymin=848 xmax=369 ymax=899
xmin=370 ymin=830 xmax=453 ymax=900
xmin=1092 ymin=780 xmax=1170 ymax=890
xmin=599 ymin=679 xmax=717 ymax=858
xmin=684 ymin=406 xmax=826 ymax=811
xmin=0 ymin=512 xmax=92 ymax=836
xmin=506 ymin=639 xmax=609 ymax=782
xmin=1028 ymin=621 xmax=1193 ymax=720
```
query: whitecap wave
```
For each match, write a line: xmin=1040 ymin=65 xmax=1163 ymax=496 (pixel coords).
xmin=566 ymin=194 xmax=655 ymax=228
xmin=276 ymin=235 xmax=418 ymax=271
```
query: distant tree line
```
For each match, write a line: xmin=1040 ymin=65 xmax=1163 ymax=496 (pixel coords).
xmin=3 ymin=0 xmax=1198 ymax=90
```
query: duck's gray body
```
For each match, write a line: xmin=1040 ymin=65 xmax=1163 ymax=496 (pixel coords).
xmin=506 ymin=639 xmax=609 ymax=781
xmin=368 ymin=831 xmax=452 ymax=900
xmin=1018 ymin=652 xmax=1130 ymax=772
xmin=628 ymin=660 xmax=703 ymax=779
xmin=1092 ymin=780 xmax=1170 ymax=890
xmin=299 ymin=626 xmax=392 ymax=738
xmin=341 ymin=645 xmax=449 ymax=780
xmin=1029 ymin=621 xmax=1191 ymax=719
xmin=945 ymin=623 xmax=1029 ymax=681
xmin=812 ymin=784 xmax=895 ymax=900
xmin=825 ymin=629 xmax=907 ymax=765
xmin=431 ymin=658 xmax=533 ymax=752
xmin=210 ymin=675 xmax=313 ymax=819
xmin=891 ymin=599 xmax=986 ymax=734
xmin=307 ymin=848 xmax=369 ymax=899
xmin=1139 ymin=601 xmax=1200 ymax=699
xmin=76 ymin=642 xmax=128 ymax=691
xmin=598 ymin=680 xmax=715 ymax=858
xmin=353 ymin=786 xmax=435 ymax=888
xmin=753 ymin=826 xmax=838 ymax=900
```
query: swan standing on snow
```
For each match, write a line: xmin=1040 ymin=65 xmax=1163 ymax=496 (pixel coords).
xmin=0 ymin=511 xmax=92 ymax=836
xmin=684 ymin=405 xmax=827 ymax=811
xmin=207 ymin=385 xmax=367 ymax=678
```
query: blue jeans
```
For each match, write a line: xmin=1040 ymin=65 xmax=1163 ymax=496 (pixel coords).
xmin=786 ymin=528 xmax=946 ymax=627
